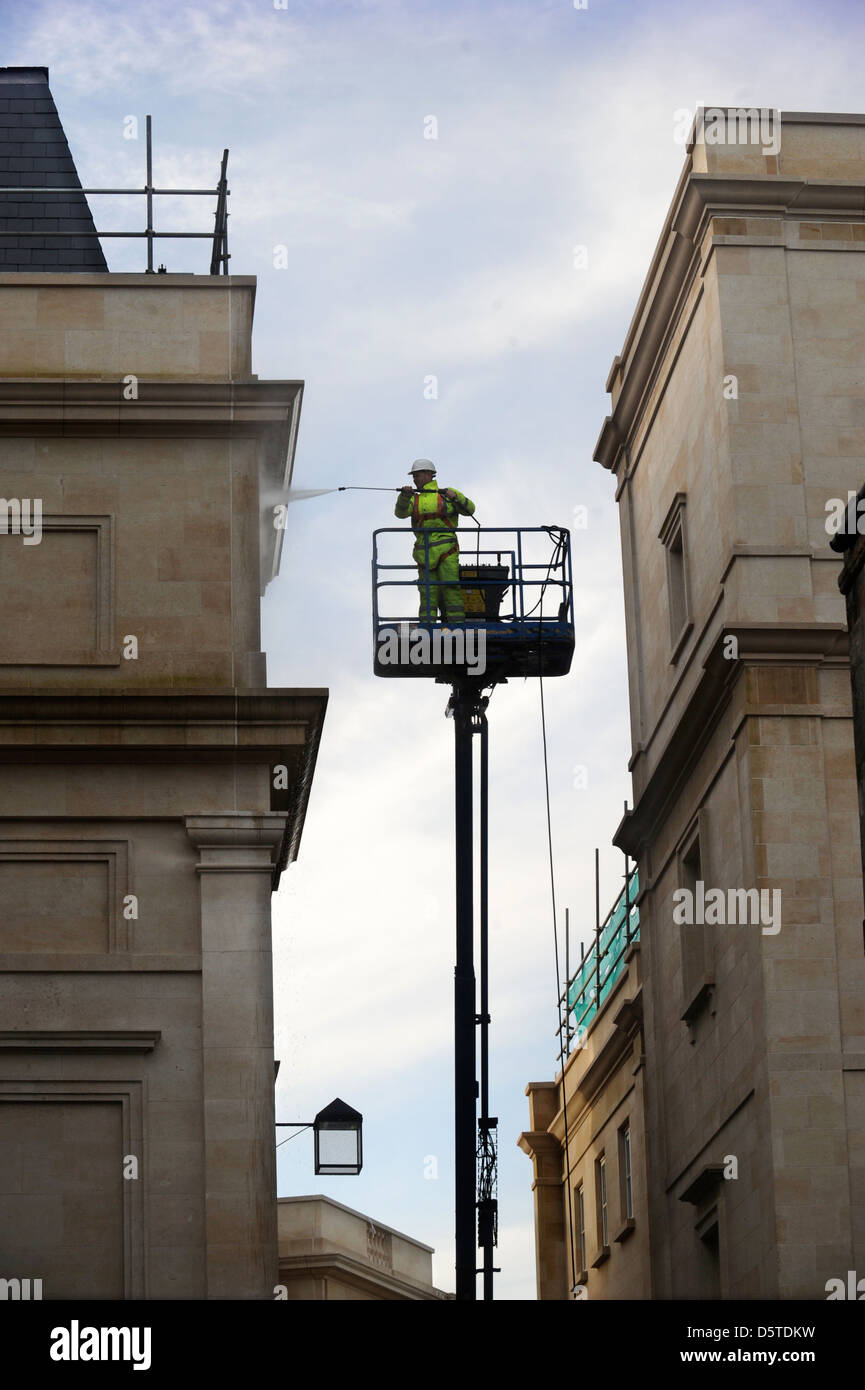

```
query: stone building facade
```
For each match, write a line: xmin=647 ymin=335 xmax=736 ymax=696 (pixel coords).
xmin=522 ymin=109 xmax=865 ymax=1299
xmin=520 ymin=935 xmax=650 ymax=1300
xmin=0 ymin=69 xmax=326 ymax=1298
xmin=277 ymin=1197 xmax=449 ymax=1300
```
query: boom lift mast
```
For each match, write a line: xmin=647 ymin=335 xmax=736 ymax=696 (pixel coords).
xmin=372 ymin=524 xmax=574 ymax=1299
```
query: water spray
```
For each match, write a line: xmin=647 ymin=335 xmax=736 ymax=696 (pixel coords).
xmin=285 ymin=486 xmax=401 ymax=502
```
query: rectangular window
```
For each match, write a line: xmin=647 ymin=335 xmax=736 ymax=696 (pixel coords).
xmin=659 ymin=493 xmax=692 ymax=660
xmin=619 ymin=1124 xmax=633 ymax=1221
xmin=667 ymin=525 xmax=687 ymax=637
xmin=682 ymin=829 xmax=701 ymax=898
xmin=596 ymin=1154 xmax=608 ymax=1249
xmin=577 ymin=1183 xmax=586 ymax=1272
xmin=700 ymin=1220 xmax=722 ymax=1299
xmin=679 ymin=814 xmax=715 ymax=1022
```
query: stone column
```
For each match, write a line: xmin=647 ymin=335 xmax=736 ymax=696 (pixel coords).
xmin=518 ymin=1081 xmax=569 ymax=1300
xmin=186 ymin=813 xmax=287 ymax=1299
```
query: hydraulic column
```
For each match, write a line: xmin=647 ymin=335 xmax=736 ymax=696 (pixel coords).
xmin=450 ymin=679 xmax=497 ymax=1301
xmin=452 ymin=683 xmax=477 ymax=1301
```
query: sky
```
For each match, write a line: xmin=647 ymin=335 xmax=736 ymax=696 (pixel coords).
xmin=4 ymin=0 xmax=865 ymax=1300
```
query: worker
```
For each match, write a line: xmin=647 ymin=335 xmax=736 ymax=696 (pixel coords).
xmin=394 ymin=459 xmax=476 ymax=624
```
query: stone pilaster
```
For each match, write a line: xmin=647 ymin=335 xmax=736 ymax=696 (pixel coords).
xmin=519 ymin=1082 xmax=569 ymax=1300
xmin=186 ymin=813 xmax=286 ymax=1299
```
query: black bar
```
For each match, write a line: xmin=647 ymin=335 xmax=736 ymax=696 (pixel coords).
xmin=145 ymin=115 xmax=153 ymax=274
xmin=220 ymin=150 xmax=229 ymax=274
xmin=210 ymin=148 xmax=229 ymax=275
xmin=453 ymin=685 xmax=477 ymax=1302
xmin=594 ymin=847 xmax=601 ymax=1010
xmin=478 ymin=707 xmax=494 ymax=1301
xmin=625 ymin=798 xmax=634 ymax=948
xmin=625 ymin=856 xmax=631 ymax=946
xmin=0 ymin=187 xmax=224 ymax=194
xmin=565 ymin=905 xmax=570 ymax=1056
xmin=0 ymin=1298 xmax=856 ymax=1374
xmin=0 ymin=231 xmax=218 ymax=238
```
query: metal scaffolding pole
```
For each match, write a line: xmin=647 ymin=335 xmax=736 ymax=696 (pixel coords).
xmin=145 ymin=115 xmax=154 ymax=274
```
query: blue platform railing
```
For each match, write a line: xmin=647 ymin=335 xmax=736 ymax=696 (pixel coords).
xmin=372 ymin=525 xmax=575 ymax=678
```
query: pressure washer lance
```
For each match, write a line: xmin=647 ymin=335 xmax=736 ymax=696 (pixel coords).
xmin=286 ymin=486 xmax=482 ymax=542
xmin=290 ymin=485 xmax=471 ymax=497
xmin=283 ymin=486 xmax=401 ymax=501
xmin=337 ymin=484 xmax=481 ymax=519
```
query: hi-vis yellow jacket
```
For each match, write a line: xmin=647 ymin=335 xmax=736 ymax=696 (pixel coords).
xmin=394 ymin=480 xmax=475 ymax=555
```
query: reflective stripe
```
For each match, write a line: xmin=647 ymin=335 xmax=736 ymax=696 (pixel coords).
xmin=415 ymin=544 xmax=459 ymax=573
xmin=411 ymin=488 xmax=456 ymax=531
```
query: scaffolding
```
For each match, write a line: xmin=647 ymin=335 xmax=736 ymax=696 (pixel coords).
xmin=0 ymin=115 xmax=229 ymax=274
xmin=558 ymin=857 xmax=640 ymax=1062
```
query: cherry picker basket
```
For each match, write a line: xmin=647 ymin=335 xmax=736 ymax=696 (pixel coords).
xmin=459 ymin=563 xmax=509 ymax=619
xmin=372 ymin=526 xmax=575 ymax=678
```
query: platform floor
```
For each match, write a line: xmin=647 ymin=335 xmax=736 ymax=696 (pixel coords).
xmin=373 ymin=619 xmax=575 ymax=679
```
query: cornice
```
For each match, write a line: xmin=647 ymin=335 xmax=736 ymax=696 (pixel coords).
xmin=615 ymin=624 xmax=849 ymax=857
xmin=0 ymin=273 xmax=258 ymax=289
xmin=0 ymin=378 xmax=302 ymax=439
xmin=0 ymin=1029 xmax=161 ymax=1051
xmin=517 ymin=1129 xmax=563 ymax=1163
xmin=0 ymin=377 xmax=304 ymax=595
xmin=0 ymin=688 xmax=327 ymax=728
xmin=277 ymin=1251 xmax=447 ymax=1300
xmin=594 ymin=173 xmax=865 ymax=473
xmin=0 ymin=688 xmax=328 ymax=884
xmin=677 ymin=174 xmax=865 ymax=234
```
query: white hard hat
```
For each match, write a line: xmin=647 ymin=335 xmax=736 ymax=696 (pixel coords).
xmin=409 ymin=458 xmax=436 ymax=475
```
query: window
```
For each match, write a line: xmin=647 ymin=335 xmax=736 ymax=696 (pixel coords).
xmin=667 ymin=525 xmax=688 ymax=638
xmin=681 ymin=1167 xmax=725 ymax=1298
xmin=699 ymin=1220 xmax=722 ymax=1300
xmin=678 ymin=814 xmax=715 ymax=1024
xmin=596 ymin=1154 xmax=608 ymax=1249
xmin=577 ymin=1183 xmax=587 ymax=1273
xmin=659 ymin=493 xmax=692 ymax=659
xmin=619 ymin=1124 xmax=633 ymax=1221
xmin=681 ymin=828 xmax=701 ymax=900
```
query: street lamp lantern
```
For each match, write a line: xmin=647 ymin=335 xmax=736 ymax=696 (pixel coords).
xmin=313 ymin=1098 xmax=363 ymax=1176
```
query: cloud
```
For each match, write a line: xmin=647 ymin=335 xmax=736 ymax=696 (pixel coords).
xmin=16 ymin=0 xmax=299 ymax=100
xmin=6 ymin=0 xmax=865 ymax=1297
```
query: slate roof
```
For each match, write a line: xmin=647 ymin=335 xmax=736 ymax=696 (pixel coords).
xmin=0 ymin=66 xmax=107 ymax=271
